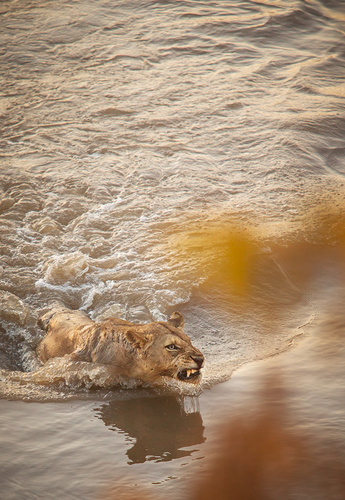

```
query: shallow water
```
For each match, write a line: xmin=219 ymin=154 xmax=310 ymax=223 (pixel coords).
xmin=1 ymin=0 xmax=345 ymax=498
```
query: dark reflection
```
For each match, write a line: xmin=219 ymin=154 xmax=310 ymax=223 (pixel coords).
xmin=95 ymin=395 xmax=205 ymax=464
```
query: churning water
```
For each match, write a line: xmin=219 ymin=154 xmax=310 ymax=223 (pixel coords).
xmin=1 ymin=0 xmax=345 ymax=498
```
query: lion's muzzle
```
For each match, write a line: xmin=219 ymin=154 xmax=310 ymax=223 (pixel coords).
xmin=177 ymin=353 xmax=204 ymax=382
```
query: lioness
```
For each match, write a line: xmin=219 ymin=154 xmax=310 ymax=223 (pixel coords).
xmin=37 ymin=306 xmax=204 ymax=385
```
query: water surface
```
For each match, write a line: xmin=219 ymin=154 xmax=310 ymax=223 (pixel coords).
xmin=1 ymin=0 xmax=345 ymax=498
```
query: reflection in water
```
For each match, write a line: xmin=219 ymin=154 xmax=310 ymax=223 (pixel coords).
xmin=101 ymin=308 xmax=345 ymax=499
xmin=95 ymin=395 xmax=205 ymax=464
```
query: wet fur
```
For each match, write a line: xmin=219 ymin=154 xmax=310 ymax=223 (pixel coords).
xmin=37 ymin=307 xmax=204 ymax=385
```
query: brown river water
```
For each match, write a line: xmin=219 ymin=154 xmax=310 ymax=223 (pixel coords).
xmin=1 ymin=0 xmax=345 ymax=498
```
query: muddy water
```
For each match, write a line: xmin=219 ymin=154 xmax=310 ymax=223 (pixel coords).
xmin=1 ymin=0 xmax=345 ymax=498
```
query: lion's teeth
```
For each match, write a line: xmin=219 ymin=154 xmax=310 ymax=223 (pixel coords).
xmin=186 ymin=369 xmax=198 ymax=378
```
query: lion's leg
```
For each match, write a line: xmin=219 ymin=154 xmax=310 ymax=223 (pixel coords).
xmin=37 ymin=306 xmax=94 ymax=362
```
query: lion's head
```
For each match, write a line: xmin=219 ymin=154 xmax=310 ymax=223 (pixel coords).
xmin=120 ymin=312 xmax=205 ymax=384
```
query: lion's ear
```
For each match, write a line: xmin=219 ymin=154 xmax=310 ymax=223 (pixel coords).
xmin=167 ymin=311 xmax=184 ymax=328
xmin=125 ymin=329 xmax=151 ymax=349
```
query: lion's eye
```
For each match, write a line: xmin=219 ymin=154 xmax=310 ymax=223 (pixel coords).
xmin=165 ymin=344 xmax=179 ymax=351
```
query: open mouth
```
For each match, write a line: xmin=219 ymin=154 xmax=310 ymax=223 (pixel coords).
xmin=177 ymin=368 xmax=201 ymax=382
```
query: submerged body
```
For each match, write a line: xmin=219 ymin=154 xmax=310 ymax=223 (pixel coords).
xmin=37 ymin=307 xmax=204 ymax=385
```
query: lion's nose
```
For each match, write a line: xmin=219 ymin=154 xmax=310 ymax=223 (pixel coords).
xmin=191 ymin=354 xmax=204 ymax=368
